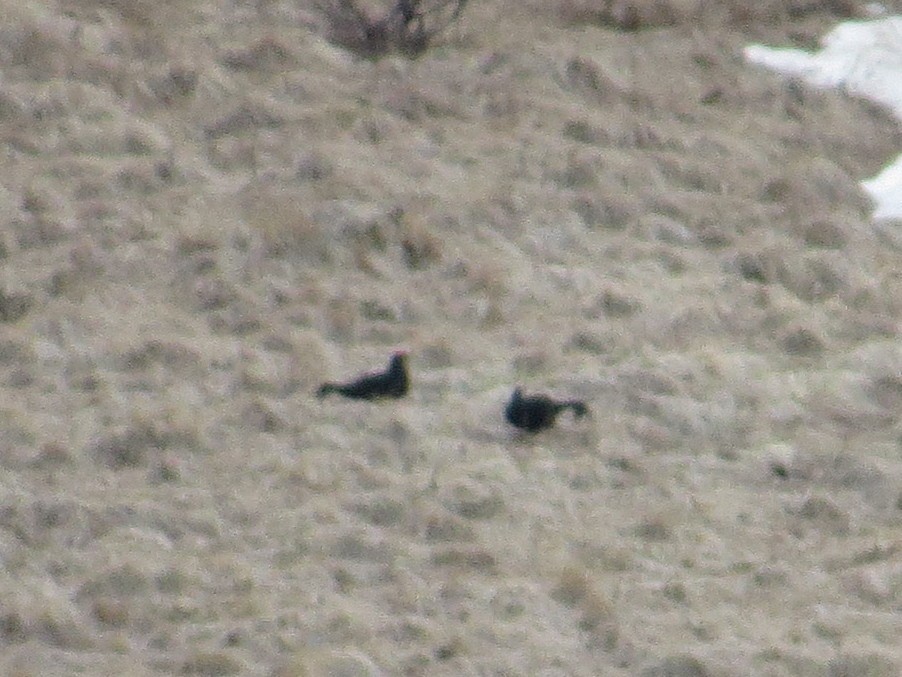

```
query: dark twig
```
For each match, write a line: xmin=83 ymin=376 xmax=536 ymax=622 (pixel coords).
xmin=314 ymin=0 xmax=470 ymax=58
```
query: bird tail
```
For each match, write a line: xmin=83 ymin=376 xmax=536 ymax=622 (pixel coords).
xmin=316 ymin=383 xmax=336 ymax=399
xmin=563 ymin=400 xmax=589 ymax=418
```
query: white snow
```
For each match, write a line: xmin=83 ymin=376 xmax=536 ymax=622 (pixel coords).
xmin=745 ymin=15 xmax=902 ymax=220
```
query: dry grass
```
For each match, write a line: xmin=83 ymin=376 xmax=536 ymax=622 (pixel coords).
xmin=555 ymin=0 xmax=862 ymax=31
xmin=0 ymin=0 xmax=901 ymax=674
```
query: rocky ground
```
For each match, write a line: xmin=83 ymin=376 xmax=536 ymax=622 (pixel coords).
xmin=1 ymin=0 xmax=901 ymax=675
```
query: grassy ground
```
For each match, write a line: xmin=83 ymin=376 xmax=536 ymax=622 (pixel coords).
xmin=1 ymin=1 xmax=901 ymax=675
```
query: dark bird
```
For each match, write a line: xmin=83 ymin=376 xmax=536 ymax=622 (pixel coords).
xmin=316 ymin=352 xmax=409 ymax=401
xmin=504 ymin=387 xmax=588 ymax=433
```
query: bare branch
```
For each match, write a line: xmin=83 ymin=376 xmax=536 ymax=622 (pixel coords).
xmin=314 ymin=0 xmax=470 ymax=58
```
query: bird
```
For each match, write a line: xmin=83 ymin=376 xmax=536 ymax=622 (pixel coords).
xmin=316 ymin=351 xmax=409 ymax=400
xmin=504 ymin=387 xmax=588 ymax=433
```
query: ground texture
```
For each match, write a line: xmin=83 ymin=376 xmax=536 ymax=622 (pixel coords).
xmin=1 ymin=1 xmax=902 ymax=675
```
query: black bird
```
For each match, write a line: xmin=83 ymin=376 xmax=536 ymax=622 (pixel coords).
xmin=504 ymin=387 xmax=588 ymax=433
xmin=316 ymin=352 xmax=409 ymax=400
